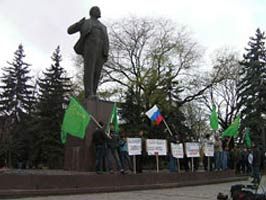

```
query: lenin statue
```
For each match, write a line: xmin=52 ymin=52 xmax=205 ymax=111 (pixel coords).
xmin=67 ymin=6 xmax=109 ymax=98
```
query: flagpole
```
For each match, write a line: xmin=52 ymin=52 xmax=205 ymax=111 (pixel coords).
xmin=90 ymin=114 xmax=102 ymax=128
xmin=163 ymin=119 xmax=173 ymax=136
xmin=155 ymin=152 xmax=159 ymax=173
xmin=226 ymin=136 xmax=232 ymax=149
xmin=242 ymin=128 xmax=247 ymax=144
xmin=89 ymin=113 xmax=113 ymax=139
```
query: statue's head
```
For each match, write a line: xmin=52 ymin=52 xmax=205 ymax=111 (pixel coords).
xmin=90 ymin=6 xmax=101 ymax=19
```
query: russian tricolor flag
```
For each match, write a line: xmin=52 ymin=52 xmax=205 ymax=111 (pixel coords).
xmin=145 ymin=105 xmax=164 ymax=125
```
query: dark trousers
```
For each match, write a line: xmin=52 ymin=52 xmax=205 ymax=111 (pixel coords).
xmin=183 ymin=156 xmax=190 ymax=172
xmin=168 ymin=154 xmax=177 ymax=172
xmin=214 ymin=151 xmax=222 ymax=170
xmin=203 ymin=156 xmax=213 ymax=171
xmin=193 ymin=157 xmax=199 ymax=171
xmin=107 ymin=148 xmax=122 ymax=171
xmin=136 ymin=155 xmax=143 ymax=173
xmin=120 ymin=151 xmax=132 ymax=171
xmin=95 ymin=145 xmax=105 ymax=172
xmin=253 ymin=166 xmax=261 ymax=183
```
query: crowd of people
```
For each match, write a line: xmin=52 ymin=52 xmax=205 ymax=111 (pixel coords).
xmin=92 ymin=123 xmax=145 ymax=174
xmin=92 ymin=124 xmax=264 ymax=183
xmin=170 ymin=134 xmax=264 ymax=184
xmin=210 ymin=133 xmax=263 ymax=181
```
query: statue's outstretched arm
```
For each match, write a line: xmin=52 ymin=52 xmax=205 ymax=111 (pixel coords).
xmin=67 ymin=17 xmax=85 ymax=34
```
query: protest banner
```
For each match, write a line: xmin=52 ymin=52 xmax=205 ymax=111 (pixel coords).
xmin=171 ymin=143 xmax=184 ymax=158
xmin=146 ymin=139 xmax=167 ymax=156
xmin=146 ymin=139 xmax=167 ymax=173
xmin=185 ymin=142 xmax=200 ymax=172
xmin=203 ymin=143 xmax=214 ymax=157
xmin=127 ymin=137 xmax=142 ymax=174
xmin=127 ymin=138 xmax=142 ymax=156
xmin=171 ymin=143 xmax=183 ymax=172
xmin=185 ymin=142 xmax=200 ymax=157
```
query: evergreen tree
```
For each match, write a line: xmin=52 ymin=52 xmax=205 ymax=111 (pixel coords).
xmin=237 ymin=28 xmax=266 ymax=145
xmin=0 ymin=44 xmax=34 ymax=167
xmin=159 ymin=68 xmax=191 ymax=141
xmin=120 ymin=88 xmax=145 ymax=134
xmin=32 ymin=46 xmax=72 ymax=168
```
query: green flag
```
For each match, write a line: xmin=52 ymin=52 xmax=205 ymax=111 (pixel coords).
xmin=210 ymin=105 xmax=219 ymax=131
xmin=106 ymin=103 xmax=120 ymax=134
xmin=61 ymin=97 xmax=90 ymax=144
xmin=222 ymin=115 xmax=240 ymax=137
xmin=244 ymin=128 xmax=252 ymax=148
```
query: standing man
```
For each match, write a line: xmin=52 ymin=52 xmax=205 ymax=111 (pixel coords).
xmin=106 ymin=124 xmax=124 ymax=174
xmin=251 ymin=143 xmax=261 ymax=184
xmin=167 ymin=135 xmax=178 ymax=172
xmin=92 ymin=122 xmax=107 ymax=174
xmin=119 ymin=131 xmax=133 ymax=172
xmin=136 ymin=130 xmax=146 ymax=173
xmin=202 ymin=134 xmax=213 ymax=171
xmin=214 ymin=135 xmax=223 ymax=171
xmin=68 ymin=6 xmax=109 ymax=98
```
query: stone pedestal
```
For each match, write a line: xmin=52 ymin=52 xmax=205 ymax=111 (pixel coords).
xmin=64 ymin=98 xmax=114 ymax=171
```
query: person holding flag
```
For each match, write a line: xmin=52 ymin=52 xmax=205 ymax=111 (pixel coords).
xmin=221 ymin=115 xmax=241 ymax=170
xmin=92 ymin=121 xmax=108 ymax=174
xmin=106 ymin=123 xmax=124 ymax=174
xmin=104 ymin=103 xmax=125 ymax=174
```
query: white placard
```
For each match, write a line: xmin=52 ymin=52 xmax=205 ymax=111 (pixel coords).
xmin=146 ymin=139 xmax=167 ymax=156
xmin=203 ymin=143 xmax=214 ymax=157
xmin=185 ymin=142 xmax=200 ymax=157
xmin=127 ymin=138 xmax=142 ymax=156
xmin=171 ymin=143 xmax=184 ymax=158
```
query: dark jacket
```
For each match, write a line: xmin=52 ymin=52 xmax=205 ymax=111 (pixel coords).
xmin=252 ymin=147 xmax=261 ymax=167
xmin=107 ymin=132 xmax=120 ymax=150
xmin=92 ymin=128 xmax=106 ymax=146
xmin=67 ymin=18 xmax=109 ymax=56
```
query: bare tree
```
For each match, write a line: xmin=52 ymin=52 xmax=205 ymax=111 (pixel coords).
xmin=71 ymin=17 xmax=222 ymax=106
xmin=199 ymin=48 xmax=241 ymax=130
xmin=182 ymin=101 xmax=211 ymax=139
xmin=102 ymin=17 xmax=206 ymax=107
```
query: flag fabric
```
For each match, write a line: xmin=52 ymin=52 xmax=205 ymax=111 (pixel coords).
xmin=61 ymin=97 xmax=90 ymax=144
xmin=222 ymin=115 xmax=241 ymax=138
xmin=107 ymin=103 xmax=120 ymax=133
xmin=244 ymin=128 xmax=252 ymax=148
xmin=210 ymin=105 xmax=219 ymax=131
xmin=145 ymin=105 xmax=164 ymax=125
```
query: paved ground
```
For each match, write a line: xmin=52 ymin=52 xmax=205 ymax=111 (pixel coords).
xmin=7 ymin=178 xmax=261 ymax=200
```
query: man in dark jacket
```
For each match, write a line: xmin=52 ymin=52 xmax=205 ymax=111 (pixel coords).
xmin=252 ymin=143 xmax=261 ymax=184
xmin=92 ymin=122 xmax=107 ymax=174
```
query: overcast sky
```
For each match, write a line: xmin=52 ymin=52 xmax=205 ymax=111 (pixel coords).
xmin=0 ymin=0 xmax=265 ymax=76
